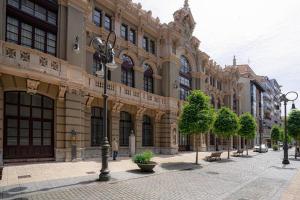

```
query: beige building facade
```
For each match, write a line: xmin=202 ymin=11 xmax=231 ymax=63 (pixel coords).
xmin=0 ymin=0 xmax=242 ymax=163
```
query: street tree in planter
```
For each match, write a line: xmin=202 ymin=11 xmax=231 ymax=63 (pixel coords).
xmin=238 ymin=113 xmax=256 ymax=155
xmin=271 ymin=125 xmax=281 ymax=146
xmin=287 ymin=110 xmax=300 ymax=159
xmin=179 ymin=90 xmax=214 ymax=165
xmin=213 ymin=107 xmax=239 ymax=159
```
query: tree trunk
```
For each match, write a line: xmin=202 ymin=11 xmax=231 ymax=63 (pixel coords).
xmin=295 ymin=140 xmax=298 ymax=160
xmin=246 ymin=139 xmax=249 ymax=156
xmin=227 ymin=138 xmax=230 ymax=159
xmin=196 ymin=135 xmax=199 ymax=165
xmin=215 ymin=136 xmax=219 ymax=151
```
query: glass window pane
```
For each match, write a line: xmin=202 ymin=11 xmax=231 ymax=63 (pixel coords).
xmin=5 ymin=105 xmax=18 ymax=116
xmin=32 ymin=108 xmax=41 ymax=118
xmin=32 ymin=95 xmax=42 ymax=106
xmin=33 ymin=137 xmax=41 ymax=145
xmin=34 ymin=28 xmax=45 ymax=51
xmin=43 ymin=130 xmax=51 ymax=137
xmin=20 ymin=137 xmax=29 ymax=145
xmin=7 ymin=137 xmax=17 ymax=145
xmin=20 ymin=106 xmax=30 ymax=117
xmin=21 ymin=0 xmax=34 ymax=15
xmin=7 ymin=119 xmax=18 ymax=127
xmin=20 ymin=92 xmax=30 ymax=105
xmin=43 ymin=97 xmax=53 ymax=108
xmin=93 ymin=9 xmax=101 ymax=26
xmin=47 ymin=33 xmax=56 ymax=55
xmin=7 ymin=128 xmax=17 ymax=137
xmin=21 ymin=23 xmax=32 ymax=47
xmin=47 ymin=11 xmax=57 ymax=25
xmin=33 ymin=120 xmax=41 ymax=129
xmin=20 ymin=129 xmax=29 ymax=137
xmin=5 ymin=92 xmax=18 ymax=104
xmin=34 ymin=4 xmax=46 ymax=20
xmin=43 ymin=121 xmax=51 ymax=130
xmin=20 ymin=119 xmax=29 ymax=128
xmin=6 ymin=16 xmax=19 ymax=43
xmin=43 ymin=110 xmax=53 ymax=119
xmin=8 ymin=0 xmax=19 ymax=8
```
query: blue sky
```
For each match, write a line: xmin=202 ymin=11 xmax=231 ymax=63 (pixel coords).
xmin=133 ymin=0 xmax=300 ymax=112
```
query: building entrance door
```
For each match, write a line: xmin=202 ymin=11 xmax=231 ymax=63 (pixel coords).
xmin=3 ymin=91 xmax=54 ymax=159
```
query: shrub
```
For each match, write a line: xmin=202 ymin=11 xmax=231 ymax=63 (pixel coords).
xmin=133 ymin=151 xmax=154 ymax=164
xmin=273 ymin=145 xmax=279 ymax=151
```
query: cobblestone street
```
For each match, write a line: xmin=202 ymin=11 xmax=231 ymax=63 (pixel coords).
xmin=1 ymin=150 xmax=300 ymax=200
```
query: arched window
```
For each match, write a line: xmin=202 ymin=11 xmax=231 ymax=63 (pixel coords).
xmin=211 ymin=95 xmax=215 ymax=107
xmin=119 ymin=111 xmax=132 ymax=146
xmin=179 ymin=56 xmax=191 ymax=100
xmin=142 ymin=115 xmax=153 ymax=146
xmin=91 ymin=107 xmax=103 ymax=146
xmin=217 ymin=98 xmax=221 ymax=109
xmin=233 ymin=93 xmax=238 ymax=113
xmin=143 ymin=63 xmax=154 ymax=93
xmin=121 ymin=54 xmax=134 ymax=87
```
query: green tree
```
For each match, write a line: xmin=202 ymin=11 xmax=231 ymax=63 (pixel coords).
xmin=213 ymin=107 xmax=239 ymax=159
xmin=287 ymin=110 xmax=300 ymax=159
xmin=179 ymin=90 xmax=214 ymax=164
xmin=271 ymin=125 xmax=281 ymax=145
xmin=238 ymin=113 xmax=257 ymax=155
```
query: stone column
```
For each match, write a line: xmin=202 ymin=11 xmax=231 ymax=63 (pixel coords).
xmin=111 ymin=102 xmax=123 ymax=146
xmin=154 ymin=111 xmax=164 ymax=153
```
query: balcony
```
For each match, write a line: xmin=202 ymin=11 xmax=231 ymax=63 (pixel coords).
xmin=0 ymin=41 xmax=179 ymax=112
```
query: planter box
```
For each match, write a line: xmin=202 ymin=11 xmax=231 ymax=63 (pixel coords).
xmin=136 ymin=161 xmax=157 ymax=172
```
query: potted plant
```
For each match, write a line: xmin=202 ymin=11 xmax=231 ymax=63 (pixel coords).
xmin=133 ymin=151 xmax=157 ymax=172
xmin=272 ymin=145 xmax=279 ymax=151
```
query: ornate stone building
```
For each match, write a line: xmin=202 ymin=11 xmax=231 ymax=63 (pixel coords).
xmin=0 ymin=0 xmax=242 ymax=163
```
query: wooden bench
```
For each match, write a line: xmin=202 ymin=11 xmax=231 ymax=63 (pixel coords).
xmin=204 ymin=152 xmax=222 ymax=162
xmin=232 ymin=149 xmax=244 ymax=157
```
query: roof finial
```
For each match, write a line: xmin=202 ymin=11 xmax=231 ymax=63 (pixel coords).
xmin=233 ymin=55 xmax=237 ymax=66
xmin=184 ymin=0 xmax=189 ymax=9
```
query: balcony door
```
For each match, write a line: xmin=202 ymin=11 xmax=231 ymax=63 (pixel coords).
xmin=3 ymin=91 xmax=54 ymax=159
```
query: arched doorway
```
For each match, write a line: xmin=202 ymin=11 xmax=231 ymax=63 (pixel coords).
xmin=3 ymin=91 xmax=54 ymax=159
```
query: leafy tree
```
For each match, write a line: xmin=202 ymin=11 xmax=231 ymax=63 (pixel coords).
xmin=271 ymin=126 xmax=281 ymax=145
xmin=213 ymin=107 xmax=239 ymax=159
xmin=287 ymin=110 xmax=300 ymax=159
xmin=179 ymin=90 xmax=214 ymax=164
xmin=238 ymin=113 xmax=257 ymax=155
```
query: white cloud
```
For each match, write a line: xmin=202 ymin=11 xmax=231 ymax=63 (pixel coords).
xmin=133 ymin=0 xmax=300 ymax=112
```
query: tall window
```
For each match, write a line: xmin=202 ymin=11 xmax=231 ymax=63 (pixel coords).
xmin=91 ymin=107 xmax=103 ymax=146
xmin=129 ymin=29 xmax=136 ymax=44
xmin=121 ymin=55 xmax=134 ymax=87
xmin=211 ymin=95 xmax=215 ymax=107
xmin=119 ymin=111 xmax=132 ymax=146
xmin=6 ymin=1 xmax=58 ymax=56
xmin=104 ymin=15 xmax=112 ymax=31
xmin=142 ymin=115 xmax=153 ymax=146
xmin=179 ymin=56 xmax=191 ymax=100
xmin=120 ymin=24 xmax=128 ymax=40
xmin=93 ymin=9 xmax=102 ymax=27
xmin=150 ymin=40 xmax=155 ymax=55
xmin=143 ymin=64 xmax=154 ymax=93
xmin=142 ymin=36 xmax=149 ymax=51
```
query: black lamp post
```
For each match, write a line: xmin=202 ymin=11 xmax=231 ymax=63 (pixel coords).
xmin=280 ymin=91 xmax=298 ymax=165
xmin=90 ymin=31 xmax=117 ymax=181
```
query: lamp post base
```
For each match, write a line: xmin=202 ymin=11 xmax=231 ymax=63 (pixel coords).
xmin=99 ymin=172 xmax=110 ymax=181
xmin=282 ymin=159 xmax=290 ymax=165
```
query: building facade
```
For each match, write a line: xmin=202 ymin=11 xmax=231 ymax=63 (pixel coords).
xmin=0 ymin=0 xmax=242 ymax=163
xmin=257 ymin=76 xmax=282 ymax=147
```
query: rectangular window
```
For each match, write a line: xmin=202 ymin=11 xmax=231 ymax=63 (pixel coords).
xmin=120 ymin=24 xmax=128 ymax=40
xmin=150 ymin=40 xmax=155 ymax=54
xmin=34 ymin=28 xmax=45 ymax=51
xmin=21 ymin=23 xmax=32 ymax=47
xmin=129 ymin=29 xmax=136 ymax=44
xmin=47 ymin=11 xmax=57 ymax=25
xmin=8 ymin=0 xmax=19 ymax=8
xmin=104 ymin=15 xmax=112 ymax=31
xmin=6 ymin=16 xmax=19 ymax=43
xmin=47 ymin=33 xmax=56 ymax=55
xmin=142 ymin=36 xmax=148 ymax=51
xmin=93 ymin=9 xmax=101 ymax=27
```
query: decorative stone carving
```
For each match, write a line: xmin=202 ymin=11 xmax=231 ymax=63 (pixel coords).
xmin=51 ymin=61 xmax=59 ymax=71
xmin=40 ymin=57 xmax=48 ymax=67
xmin=136 ymin=107 xmax=147 ymax=119
xmin=20 ymin=51 xmax=30 ymax=62
xmin=27 ymin=79 xmax=40 ymax=94
xmin=58 ymin=85 xmax=67 ymax=101
xmin=85 ymin=95 xmax=94 ymax=107
xmin=155 ymin=111 xmax=165 ymax=122
xmin=112 ymin=102 xmax=124 ymax=113
xmin=5 ymin=47 xmax=16 ymax=58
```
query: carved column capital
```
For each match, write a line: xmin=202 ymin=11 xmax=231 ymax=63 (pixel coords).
xmin=58 ymin=85 xmax=67 ymax=101
xmin=27 ymin=79 xmax=40 ymax=94
xmin=112 ymin=102 xmax=124 ymax=113
xmin=155 ymin=111 xmax=165 ymax=122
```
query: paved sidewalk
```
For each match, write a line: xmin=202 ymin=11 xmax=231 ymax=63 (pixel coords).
xmin=280 ymin=160 xmax=300 ymax=200
xmin=0 ymin=150 xmax=256 ymax=199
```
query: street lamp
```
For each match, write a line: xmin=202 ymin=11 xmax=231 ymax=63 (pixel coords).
xmin=90 ymin=31 xmax=118 ymax=181
xmin=280 ymin=91 xmax=298 ymax=165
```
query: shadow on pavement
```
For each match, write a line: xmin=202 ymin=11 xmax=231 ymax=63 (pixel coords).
xmin=160 ymin=162 xmax=202 ymax=171
xmin=125 ymin=169 xmax=155 ymax=175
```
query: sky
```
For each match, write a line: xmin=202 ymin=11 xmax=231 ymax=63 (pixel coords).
xmin=133 ymin=0 xmax=300 ymax=113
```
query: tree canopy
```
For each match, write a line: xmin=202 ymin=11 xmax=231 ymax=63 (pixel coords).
xmin=287 ymin=110 xmax=300 ymax=140
xmin=213 ymin=107 xmax=239 ymax=138
xmin=238 ymin=112 xmax=256 ymax=140
xmin=271 ymin=125 xmax=281 ymax=143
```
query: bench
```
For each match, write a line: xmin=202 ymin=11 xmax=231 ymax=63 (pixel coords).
xmin=232 ymin=149 xmax=244 ymax=157
xmin=204 ymin=152 xmax=222 ymax=162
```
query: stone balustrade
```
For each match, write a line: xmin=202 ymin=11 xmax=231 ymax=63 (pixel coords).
xmin=0 ymin=40 xmax=178 ymax=112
